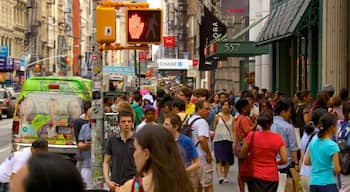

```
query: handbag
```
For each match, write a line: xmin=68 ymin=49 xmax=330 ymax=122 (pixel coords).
xmin=233 ymin=116 xmax=242 ymax=157
xmin=239 ymin=132 xmax=255 ymax=182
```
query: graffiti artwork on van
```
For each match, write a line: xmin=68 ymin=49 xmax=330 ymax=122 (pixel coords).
xmin=17 ymin=92 xmax=82 ymax=145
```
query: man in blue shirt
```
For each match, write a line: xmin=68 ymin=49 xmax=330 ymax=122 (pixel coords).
xmin=163 ymin=113 xmax=200 ymax=174
xmin=271 ymin=98 xmax=299 ymax=192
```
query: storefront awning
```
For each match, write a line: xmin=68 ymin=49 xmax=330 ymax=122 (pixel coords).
xmin=256 ymin=0 xmax=311 ymax=46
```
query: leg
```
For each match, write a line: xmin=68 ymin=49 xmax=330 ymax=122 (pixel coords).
xmin=223 ymin=161 xmax=230 ymax=178
xmin=285 ymin=177 xmax=294 ymax=192
xmin=216 ymin=161 xmax=222 ymax=178
xmin=238 ymin=175 xmax=245 ymax=192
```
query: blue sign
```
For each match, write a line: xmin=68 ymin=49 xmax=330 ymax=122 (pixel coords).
xmin=5 ymin=58 xmax=14 ymax=70
xmin=103 ymin=66 xmax=135 ymax=75
xmin=0 ymin=57 xmax=6 ymax=70
xmin=0 ymin=47 xmax=8 ymax=58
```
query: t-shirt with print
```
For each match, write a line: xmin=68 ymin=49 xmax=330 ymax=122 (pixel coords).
xmin=309 ymin=136 xmax=340 ymax=186
xmin=78 ymin=123 xmax=91 ymax=168
xmin=189 ymin=114 xmax=211 ymax=160
xmin=245 ymin=131 xmax=285 ymax=182
xmin=177 ymin=133 xmax=199 ymax=168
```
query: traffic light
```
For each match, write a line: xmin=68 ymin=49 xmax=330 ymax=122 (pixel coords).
xmin=64 ymin=56 xmax=71 ymax=64
xmin=126 ymin=8 xmax=162 ymax=44
xmin=34 ymin=63 xmax=41 ymax=73
xmin=96 ymin=5 xmax=116 ymax=43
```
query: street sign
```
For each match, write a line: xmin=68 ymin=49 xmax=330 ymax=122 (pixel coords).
xmin=0 ymin=47 xmax=8 ymax=58
xmin=6 ymin=58 xmax=14 ymax=70
xmin=103 ymin=66 xmax=135 ymax=75
xmin=0 ymin=57 xmax=6 ymax=70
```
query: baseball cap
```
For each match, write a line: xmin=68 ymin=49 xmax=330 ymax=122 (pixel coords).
xmin=143 ymin=104 xmax=155 ymax=112
xmin=142 ymin=94 xmax=154 ymax=104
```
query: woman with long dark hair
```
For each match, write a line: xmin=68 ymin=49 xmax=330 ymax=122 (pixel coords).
xmin=116 ymin=124 xmax=193 ymax=192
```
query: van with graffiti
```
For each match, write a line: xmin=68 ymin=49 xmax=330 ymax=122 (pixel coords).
xmin=12 ymin=76 xmax=91 ymax=159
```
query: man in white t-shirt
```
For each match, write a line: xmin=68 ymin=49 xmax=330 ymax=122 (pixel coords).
xmin=188 ymin=100 xmax=213 ymax=192
xmin=0 ymin=138 xmax=48 ymax=192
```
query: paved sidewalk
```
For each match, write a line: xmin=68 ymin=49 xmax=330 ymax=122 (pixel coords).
xmin=213 ymin=157 xmax=239 ymax=192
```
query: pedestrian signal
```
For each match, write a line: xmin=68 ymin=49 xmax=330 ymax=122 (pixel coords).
xmin=126 ymin=9 xmax=162 ymax=44
xmin=96 ymin=6 xmax=116 ymax=43
xmin=34 ymin=64 xmax=41 ymax=72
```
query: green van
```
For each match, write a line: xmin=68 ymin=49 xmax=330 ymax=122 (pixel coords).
xmin=12 ymin=76 xmax=91 ymax=156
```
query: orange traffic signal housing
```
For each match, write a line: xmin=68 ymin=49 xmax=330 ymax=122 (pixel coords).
xmin=126 ymin=8 xmax=162 ymax=44
xmin=96 ymin=5 xmax=116 ymax=43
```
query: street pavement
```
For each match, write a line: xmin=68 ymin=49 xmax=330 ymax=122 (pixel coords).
xmin=0 ymin=118 xmax=13 ymax=163
xmin=213 ymin=156 xmax=239 ymax=192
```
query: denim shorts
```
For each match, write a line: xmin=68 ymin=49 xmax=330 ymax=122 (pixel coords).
xmin=0 ymin=182 xmax=9 ymax=192
xmin=310 ymin=184 xmax=337 ymax=192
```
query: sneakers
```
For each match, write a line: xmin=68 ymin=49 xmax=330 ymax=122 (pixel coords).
xmin=223 ymin=178 xmax=229 ymax=183
xmin=218 ymin=177 xmax=224 ymax=184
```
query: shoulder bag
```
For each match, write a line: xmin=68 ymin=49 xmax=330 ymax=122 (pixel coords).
xmin=239 ymin=131 xmax=255 ymax=182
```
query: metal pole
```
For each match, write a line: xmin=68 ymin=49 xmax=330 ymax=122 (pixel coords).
xmin=91 ymin=0 xmax=104 ymax=189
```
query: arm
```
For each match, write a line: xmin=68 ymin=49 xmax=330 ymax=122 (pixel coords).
xmin=332 ymin=152 xmax=341 ymax=175
xmin=213 ymin=115 xmax=219 ymax=131
xmin=304 ymin=150 xmax=311 ymax=166
xmin=78 ymin=141 xmax=91 ymax=150
xmin=239 ymin=141 xmax=249 ymax=159
xmin=185 ymin=157 xmax=200 ymax=173
xmin=277 ymin=146 xmax=288 ymax=165
xmin=103 ymin=154 xmax=118 ymax=191
xmin=199 ymin=136 xmax=212 ymax=163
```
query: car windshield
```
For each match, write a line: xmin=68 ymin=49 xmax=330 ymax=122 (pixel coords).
xmin=16 ymin=92 xmax=83 ymax=144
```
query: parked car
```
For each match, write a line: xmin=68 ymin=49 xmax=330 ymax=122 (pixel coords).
xmin=0 ymin=88 xmax=15 ymax=119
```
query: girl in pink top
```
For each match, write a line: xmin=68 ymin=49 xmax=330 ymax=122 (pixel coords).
xmin=240 ymin=112 xmax=288 ymax=192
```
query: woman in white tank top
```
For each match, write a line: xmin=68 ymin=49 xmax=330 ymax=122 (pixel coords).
xmin=213 ymin=100 xmax=234 ymax=184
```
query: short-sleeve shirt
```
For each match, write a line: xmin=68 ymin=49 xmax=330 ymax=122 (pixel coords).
xmin=78 ymin=123 xmax=91 ymax=168
xmin=105 ymin=135 xmax=137 ymax=185
xmin=309 ymin=136 xmax=340 ymax=185
xmin=246 ymin=131 xmax=285 ymax=182
xmin=0 ymin=147 xmax=32 ymax=183
xmin=189 ymin=114 xmax=211 ymax=159
xmin=185 ymin=103 xmax=195 ymax=115
xmin=177 ymin=134 xmax=199 ymax=168
xmin=132 ymin=103 xmax=144 ymax=126
xmin=271 ymin=116 xmax=299 ymax=169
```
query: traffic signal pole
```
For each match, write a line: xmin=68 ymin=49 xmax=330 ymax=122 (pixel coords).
xmin=91 ymin=0 xmax=105 ymax=189
xmin=91 ymin=1 xmax=161 ymax=190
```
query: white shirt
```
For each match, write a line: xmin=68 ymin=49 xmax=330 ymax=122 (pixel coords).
xmin=0 ymin=148 xmax=32 ymax=183
xmin=136 ymin=121 xmax=156 ymax=133
xmin=189 ymin=114 xmax=212 ymax=159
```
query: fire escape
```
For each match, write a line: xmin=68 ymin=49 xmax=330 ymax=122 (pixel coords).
xmin=25 ymin=0 xmax=42 ymax=73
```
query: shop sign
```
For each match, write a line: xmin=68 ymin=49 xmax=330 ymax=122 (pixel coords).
xmin=157 ymin=59 xmax=191 ymax=70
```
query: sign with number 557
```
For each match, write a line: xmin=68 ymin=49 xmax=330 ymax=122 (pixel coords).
xmin=224 ymin=43 xmax=240 ymax=53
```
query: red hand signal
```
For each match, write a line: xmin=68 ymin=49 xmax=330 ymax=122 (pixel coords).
xmin=129 ymin=14 xmax=144 ymax=39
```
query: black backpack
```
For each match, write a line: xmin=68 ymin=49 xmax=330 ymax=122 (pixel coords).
xmin=337 ymin=121 xmax=350 ymax=175
xmin=181 ymin=117 xmax=202 ymax=138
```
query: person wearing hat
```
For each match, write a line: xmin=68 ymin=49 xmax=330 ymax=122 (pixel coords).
xmin=136 ymin=104 xmax=156 ymax=133
xmin=0 ymin=138 xmax=48 ymax=192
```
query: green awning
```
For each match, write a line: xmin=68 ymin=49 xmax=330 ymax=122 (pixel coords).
xmin=256 ymin=0 xmax=312 ymax=46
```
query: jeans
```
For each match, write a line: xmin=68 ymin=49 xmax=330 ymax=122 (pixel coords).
xmin=0 ymin=182 xmax=8 ymax=192
xmin=310 ymin=184 xmax=338 ymax=192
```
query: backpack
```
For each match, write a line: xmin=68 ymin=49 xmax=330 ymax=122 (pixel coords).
xmin=180 ymin=117 xmax=202 ymax=138
xmin=337 ymin=121 xmax=350 ymax=175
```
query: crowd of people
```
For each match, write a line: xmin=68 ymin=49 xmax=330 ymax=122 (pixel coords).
xmin=1 ymin=83 xmax=350 ymax=192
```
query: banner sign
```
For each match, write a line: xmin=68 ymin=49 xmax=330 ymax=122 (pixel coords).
xmin=5 ymin=58 xmax=14 ymax=70
xmin=163 ymin=36 xmax=176 ymax=48
xmin=199 ymin=6 xmax=227 ymax=71
xmin=221 ymin=0 xmax=249 ymax=16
